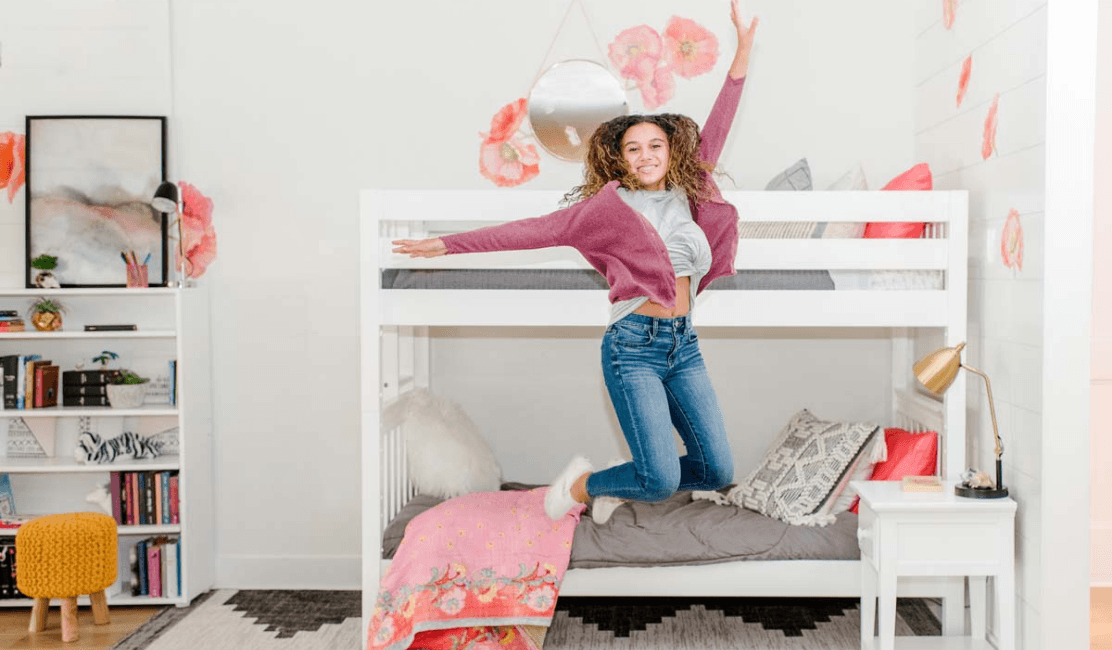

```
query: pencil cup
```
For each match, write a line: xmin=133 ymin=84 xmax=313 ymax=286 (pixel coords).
xmin=126 ymin=264 xmax=149 ymax=288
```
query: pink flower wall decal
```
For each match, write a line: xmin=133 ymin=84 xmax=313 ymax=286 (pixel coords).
xmin=479 ymin=98 xmax=540 ymax=188
xmin=178 ymin=181 xmax=218 ymax=278
xmin=608 ymin=25 xmax=663 ymax=83
xmin=479 ymin=137 xmax=540 ymax=188
xmin=640 ymin=66 xmax=676 ymax=110
xmin=0 ymin=132 xmax=26 ymax=203
xmin=1001 ymin=209 xmax=1024 ymax=271
xmin=943 ymin=0 xmax=957 ymax=29
xmin=957 ymin=55 xmax=972 ymax=107
xmin=982 ymin=94 xmax=999 ymax=160
xmin=663 ymin=16 xmax=719 ymax=79
xmin=487 ymin=98 xmax=528 ymax=143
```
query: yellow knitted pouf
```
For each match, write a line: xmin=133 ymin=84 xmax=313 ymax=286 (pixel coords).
xmin=16 ymin=512 xmax=117 ymax=643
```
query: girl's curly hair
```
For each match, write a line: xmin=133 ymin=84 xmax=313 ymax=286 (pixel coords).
xmin=563 ymin=114 xmax=715 ymax=205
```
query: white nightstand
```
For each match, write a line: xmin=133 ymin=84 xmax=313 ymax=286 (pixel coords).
xmin=851 ymin=480 xmax=1017 ymax=650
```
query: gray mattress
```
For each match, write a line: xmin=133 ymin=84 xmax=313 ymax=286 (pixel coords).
xmin=382 ymin=483 xmax=860 ymax=569
xmin=381 ymin=269 xmax=834 ymax=291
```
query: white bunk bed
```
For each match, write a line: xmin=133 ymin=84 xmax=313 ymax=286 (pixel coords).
xmin=359 ymin=188 xmax=970 ymax=645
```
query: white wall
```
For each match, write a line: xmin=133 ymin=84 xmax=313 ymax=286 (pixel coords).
xmin=0 ymin=0 xmax=173 ymax=284
xmin=913 ymin=0 xmax=1045 ymax=647
xmin=374 ymin=0 xmax=917 ymax=484
xmin=3 ymin=0 xmax=917 ymax=589
xmin=1092 ymin=0 xmax=1112 ymax=587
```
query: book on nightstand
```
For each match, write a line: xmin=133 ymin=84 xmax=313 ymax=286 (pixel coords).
xmin=901 ymin=475 xmax=943 ymax=492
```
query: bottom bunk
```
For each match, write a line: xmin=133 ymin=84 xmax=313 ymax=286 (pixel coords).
xmin=367 ymin=386 xmax=966 ymax=640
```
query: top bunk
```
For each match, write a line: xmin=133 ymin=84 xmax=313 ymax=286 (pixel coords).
xmin=360 ymin=189 xmax=968 ymax=328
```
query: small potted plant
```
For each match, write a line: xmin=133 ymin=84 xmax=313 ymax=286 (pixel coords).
xmin=27 ymin=296 xmax=66 ymax=332
xmin=106 ymin=369 xmax=150 ymax=409
xmin=30 ymin=255 xmax=61 ymax=289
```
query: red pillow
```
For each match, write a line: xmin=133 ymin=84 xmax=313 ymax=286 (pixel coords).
xmin=849 ymin=427 xmax=938 ymax=513
xmin=863 ymin=163 xmax=932 ymax=239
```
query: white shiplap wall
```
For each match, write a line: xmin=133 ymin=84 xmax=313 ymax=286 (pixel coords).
xmin=914 ymin=1 xmax=1045 ymax=648
xmin=1091 ymin=0 xmax=1112 ymax=589
xmin=0 ymin=0 xmax=173 ymax=287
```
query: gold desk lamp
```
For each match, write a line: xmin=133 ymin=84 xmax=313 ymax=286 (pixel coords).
xmin=913 ymin=342 xmax=1009 ymax=499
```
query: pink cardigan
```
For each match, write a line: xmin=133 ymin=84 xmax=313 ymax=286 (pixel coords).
xmin=441 ymin=75 xmax=746 ymax=309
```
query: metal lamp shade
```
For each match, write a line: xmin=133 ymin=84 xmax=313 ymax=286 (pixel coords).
xmin=151 ymin=181 xmax=179 ymax=213
xmin=913 ymin=342 xmax=966 ymax=395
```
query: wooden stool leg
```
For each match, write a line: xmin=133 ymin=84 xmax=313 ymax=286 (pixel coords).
xmin=60 ymin=596 xmax=78 ymax=643
xmin=90 ymin=590 xmax=110 ymax=625
xmin=28 ymin=597 xmax=49 ymax=633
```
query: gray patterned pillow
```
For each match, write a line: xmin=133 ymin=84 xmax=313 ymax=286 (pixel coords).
xmin=735 ymin=410 xmax=879 ymax=527
xmin=738 ymin=158 xmax=817 ymax=238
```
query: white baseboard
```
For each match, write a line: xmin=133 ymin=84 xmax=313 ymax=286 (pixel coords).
xmin=216 ymin=554 xmax=361 ymax=590
xmin=1094 ymin=523 xmax=1112 ymax=585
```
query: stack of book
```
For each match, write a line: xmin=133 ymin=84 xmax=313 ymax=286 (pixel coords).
xmin=61 ymin=369 xmax=118 ymax=407
xmin=0 ymin=355 xmax=60 ymax=409
xmin=129 ymin=536 xmax=181 ymax=599
xmin=0 ymin=311 xmax=24 ymax=333
xmin=0 ymin=543 xmax=25 ymax=600
xmin=110 ymin=471 xmax=180 ymax=526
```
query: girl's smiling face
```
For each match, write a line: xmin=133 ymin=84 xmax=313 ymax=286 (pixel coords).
xmin=620 ymin=122 xmax=670 ymax=191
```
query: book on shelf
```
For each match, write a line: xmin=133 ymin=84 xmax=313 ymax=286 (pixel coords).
xmin=129 ymin=536 xmax=180 ymax=600
xmin=0 ymin=321 xmax=25 ymax=332
xmin=83 ymin=324 xmax=138 ymax=332
xmin=110 ymin=471 xmax=180 ymax=526
xmin=0 ymin=311 xmax=18 ymax=318
xmin=63 ymin=384 xmax=108 ymax=397
xmin=62 ymin=395 xmax=110 ymax=407
xmin=34 ymin=365 xmax=59 ymax=408
xmin=901 ymin=475 xmax=943 ymax=492
xmin=62 ymin=369 xmax=118 ymax=385
xmin=0 ymin=514 xmax=38 ymax=529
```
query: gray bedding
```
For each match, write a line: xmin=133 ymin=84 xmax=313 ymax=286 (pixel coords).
xmin=382 ymin=484 xmax=860 ymax=569
xmin=381 ymin=269 xmax=835 ymax=291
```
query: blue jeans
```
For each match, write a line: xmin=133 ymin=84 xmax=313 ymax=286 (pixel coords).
xmin=586 ymin=313 xmax=734 ymax=502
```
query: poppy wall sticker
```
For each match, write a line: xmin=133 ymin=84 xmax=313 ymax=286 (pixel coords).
xmin=608 ymin=16 xmax=719 ymax=110
xmin=982 ymin=94 xmax=999 ymax=160
xmin=0 ymin=132 xmax=26 ymax=203
xmin=956 ymin=56 xmax=972 ymax=108
xmin=1001 ymin=209 xmax=1023 ymax=272
xmin=478 ymin=98 xmax=541 ymax=188
xmin=943 ymin=0 xmax=957 ymax=29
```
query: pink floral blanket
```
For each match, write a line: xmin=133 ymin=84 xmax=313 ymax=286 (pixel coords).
xmin=367 ymin=487 xmax=584 ymax=650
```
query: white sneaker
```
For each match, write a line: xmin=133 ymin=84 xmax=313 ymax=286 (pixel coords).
xmin=591 ymin=458 xmax=627 ymax=525
xmin=591 ymin=496 xmax=624 ymax=524
xmin=544 ymin=455 xmax=593 ymax=520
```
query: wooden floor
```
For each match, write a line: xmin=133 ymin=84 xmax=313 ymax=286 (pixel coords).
xmin=0 ymin=604 xmax=161 ymax=649
xmin=1095 ymin=588 xmax=1112 ymax=650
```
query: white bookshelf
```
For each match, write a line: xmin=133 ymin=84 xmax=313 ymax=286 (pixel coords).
xmin=0 ymin=286 xmax=213 ymax=608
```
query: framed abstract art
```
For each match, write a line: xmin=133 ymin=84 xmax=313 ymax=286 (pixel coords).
xmin=24 ymin=116 xmax=168 ymax=288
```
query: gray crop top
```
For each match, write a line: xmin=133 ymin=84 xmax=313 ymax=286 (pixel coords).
xmin=609 ymin=188 xmax=712 ymax=325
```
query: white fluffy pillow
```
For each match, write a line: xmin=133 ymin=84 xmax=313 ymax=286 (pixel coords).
xmin=400 ymin=389 xmax=503 ymax=499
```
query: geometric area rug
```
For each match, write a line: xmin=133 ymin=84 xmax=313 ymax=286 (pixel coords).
xmin=110 ymin=590 xmax=940 ymax=649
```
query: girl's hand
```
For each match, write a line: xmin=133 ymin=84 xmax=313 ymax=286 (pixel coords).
xmin=729 ymin=0 xmax=758 ymax=80
xmin=391 ymin=238 xmax=448 ymax=258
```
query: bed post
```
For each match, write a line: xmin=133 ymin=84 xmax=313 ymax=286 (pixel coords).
xmin=361 ymin=190 xmax=384 ymax=648
xmin=944 ymin=192 xmax=969 ymax=481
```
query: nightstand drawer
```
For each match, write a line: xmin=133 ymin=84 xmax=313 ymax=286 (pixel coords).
xmin=896 ymin=521 xmax=998 ymax=566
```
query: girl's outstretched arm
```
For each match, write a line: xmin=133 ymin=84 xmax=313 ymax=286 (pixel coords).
xmin=700 ymin=1 xmax=758 ymax=166
xmin=728 ymin=0 xmax=758 ymax=80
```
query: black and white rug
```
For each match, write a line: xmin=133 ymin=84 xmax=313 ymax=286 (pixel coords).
xmin=111 ymin=590 xmax=940 ymax=649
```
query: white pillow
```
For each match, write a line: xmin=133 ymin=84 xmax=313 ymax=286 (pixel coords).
xmin=399 ymin=388 xmax=503 ymax=499
xmin=818 ymin=163 xmax=869 ymax=239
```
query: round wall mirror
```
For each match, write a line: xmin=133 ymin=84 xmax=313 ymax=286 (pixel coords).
xmin=528 ymin=60 xmax=628 ymax=162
